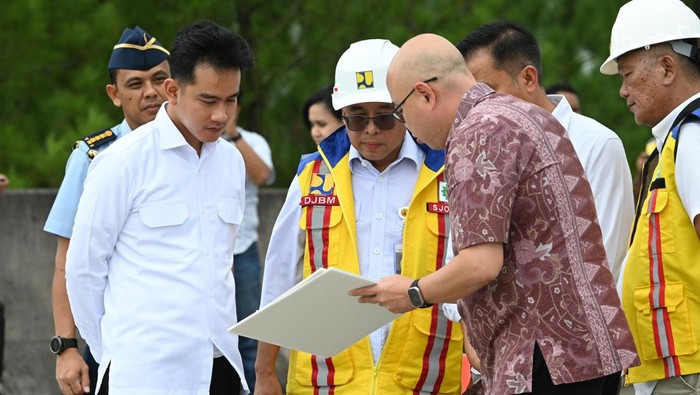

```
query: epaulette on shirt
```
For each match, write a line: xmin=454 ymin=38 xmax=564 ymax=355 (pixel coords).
xmin=73 ymin=128 xmax=117 ymax=160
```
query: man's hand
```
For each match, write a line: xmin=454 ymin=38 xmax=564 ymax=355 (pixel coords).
xmin=254 ymin=371 xmax=284 ymax=395
xmin=55 ymin=348 xmax=90 ymax=395
xmin=349 ymin=274 xmax=415 ymax=313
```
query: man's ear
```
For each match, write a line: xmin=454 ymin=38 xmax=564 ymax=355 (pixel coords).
xmin=164 ymin=78 xmax=180 ymax=104
xmin=520 ymin=65 xmax=540 ymax=93
xmin=660 ymin=54 xmax=678 ymax=86
xmin=105 ymin=84 xmax=121 ymax=108
xmin=415 ymin=81 xmax=436 ymax=108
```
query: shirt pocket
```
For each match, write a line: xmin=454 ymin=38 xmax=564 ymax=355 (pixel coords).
xmin=394 ymin=306 xmax=463 ymax=393
xmin=298 ymin=204 xmax=343 ymax=270
xmin=138 ymin=201 xmax=189 ymax=260
xmin=633 ymin=282 xmax=696 ymax=360
xmin=292 ymin=349 xmax=354 ymax=388
xmin=424 ymin=211 xmax=450 ymax=273
xmin=638 ymin=189 xmax=676 ymax=256
xmin=214 ymin=198 xmax=243 ymax=258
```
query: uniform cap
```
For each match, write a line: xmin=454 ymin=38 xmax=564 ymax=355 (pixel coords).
xmin=108 ymin=26 xmax=169 ymax=71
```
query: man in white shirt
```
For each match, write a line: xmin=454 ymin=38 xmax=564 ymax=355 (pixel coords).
xmin=222 ymin=94 xmax=275 ymax=393
xmin=66 ymin=20 xmax=253 ymax=395
xmin=255 ymin=39 xmax=464 ymax=394
xmin=456 ymin=20 xmax=635 ymax=281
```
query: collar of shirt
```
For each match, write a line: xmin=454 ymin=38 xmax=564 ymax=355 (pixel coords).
xmin=114 ymin=118 xmax=133 ymax=138
xmin=652 ymin=92 xmax=700 ymax=151
xmin=549 ymin=94 xmax=573 ymax=128
xmin=156 ymin=103 xmax=220 ymax=157
xmin=348 ymin=131 xmax=423 ymax=173
xmin=455 ymin=83 xmax=495 ymax=125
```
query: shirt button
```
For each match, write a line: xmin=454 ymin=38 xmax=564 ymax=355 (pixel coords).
xmin=373 ymin=248 xmax=380 ymax=255
xmin=375 ymin=213 xmax=383 ymax=220
xmin=378 ymin=176 xmax=384 ymax=182
xmin=361 ymin=161 xmax=368 ymax=168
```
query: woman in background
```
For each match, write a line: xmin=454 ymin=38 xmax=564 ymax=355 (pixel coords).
xmin=302 ymin=85 xmax=343 ymax=145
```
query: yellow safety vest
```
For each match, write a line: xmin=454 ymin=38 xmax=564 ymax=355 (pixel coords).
xmin=623 ymin=110 xmax=700 ymax=384
xmin=287 ymin=131 xmax=463 ymax=394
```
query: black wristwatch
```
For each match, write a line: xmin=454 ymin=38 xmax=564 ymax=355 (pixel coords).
xmin=408 ymin=279 xmax=433 ymax=309
xmin=50 ymin=336 xmax=78 ymax=355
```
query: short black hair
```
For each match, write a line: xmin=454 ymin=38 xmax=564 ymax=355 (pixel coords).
xmin=545 ymin=82 xmax=578 ymax=95
xmin=456 ymin=20 xmax=544 ymax=85
xmin=109 ymin=69 xmax=118 ymax=84
xmin=169 ymin=19 xmax=254 ymax=85
xmin=301 ymin=85 xmax=342 ymax=130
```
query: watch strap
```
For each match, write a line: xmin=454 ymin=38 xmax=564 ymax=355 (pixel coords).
xmin=62 ymin=338 xmax=79 ymax=349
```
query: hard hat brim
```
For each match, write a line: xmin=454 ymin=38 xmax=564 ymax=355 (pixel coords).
xmin=600 ymin=56 xmax=619 ymax=75
xmin=332 ymin=90 xmax=393 ymax=111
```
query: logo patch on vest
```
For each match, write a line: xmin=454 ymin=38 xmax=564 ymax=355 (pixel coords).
xmin=426 ymin=202 xmax=449 ymax=214
xmin=438 ymin=181 xmax=448 ymax=202
xmin=309 ymin=173 xmax=335 ymax=196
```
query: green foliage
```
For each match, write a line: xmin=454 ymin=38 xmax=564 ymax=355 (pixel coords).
xmin=1 ymin=0 xmax=696 ymax=188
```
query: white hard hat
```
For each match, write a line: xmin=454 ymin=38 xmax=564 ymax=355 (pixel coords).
xmin=332 ymin=39 xmax=399 ymax=110
xmin=601 ymin=0 xmax=700 ymax=75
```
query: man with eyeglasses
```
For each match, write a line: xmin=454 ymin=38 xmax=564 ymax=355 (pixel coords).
xmin=351 ymin=33 xmax=639 ymax=395
xmin=255 ymin=39 xmax=464 ymax=394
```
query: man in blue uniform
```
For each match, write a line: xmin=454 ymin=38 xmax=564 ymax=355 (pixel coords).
xmin=44 ymin=26 xmax=169 ymax=395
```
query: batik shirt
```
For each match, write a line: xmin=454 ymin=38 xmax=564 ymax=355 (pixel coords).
xmin=449 ymin=83 xmax=639 ymax=394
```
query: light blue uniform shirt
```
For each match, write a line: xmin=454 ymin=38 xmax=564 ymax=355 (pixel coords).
xmin=44 ymin=120 xmax=132 ymax=238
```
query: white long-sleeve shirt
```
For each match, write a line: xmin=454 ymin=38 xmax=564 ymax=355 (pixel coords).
xmin=550 ymin=95 xmax=635 ymax=281
xmin=66 ymin=104 xmax=248 ymax=394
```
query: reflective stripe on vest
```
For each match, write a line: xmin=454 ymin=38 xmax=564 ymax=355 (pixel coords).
xmin=646 ymin=187 xmax=681 ymax=376
xmin=305 ymin=160 xmax=333 ymax=273
xmin=311 ymin=356 xmax=336 ymax=394
xmin=414 ymin=174 xmax=452 ymax=394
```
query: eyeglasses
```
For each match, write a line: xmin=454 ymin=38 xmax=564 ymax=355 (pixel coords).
xmin=390 ymin=76 xmax=438 ymax=123
xmin=342 ymin=113 xmax=397 ymax=132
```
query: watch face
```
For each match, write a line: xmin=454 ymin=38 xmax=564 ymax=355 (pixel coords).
xmin=50 ymin=336 xmax=62 ymax=354
xmin=408 ymin=287 xmax=424 ymax=308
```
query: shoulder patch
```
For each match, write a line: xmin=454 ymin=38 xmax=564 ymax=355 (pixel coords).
xmin=80 ymin=128 xmax=117 ymax=149
xmin=73 ymin=128 xmax=117 ymax=159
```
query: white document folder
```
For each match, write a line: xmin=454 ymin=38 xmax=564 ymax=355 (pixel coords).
xmin=228 ymin=267 xmax=401 ymax=357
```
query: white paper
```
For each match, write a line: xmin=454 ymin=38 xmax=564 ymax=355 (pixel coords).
xmin=228 ymin=267 xmax=400 ymax=357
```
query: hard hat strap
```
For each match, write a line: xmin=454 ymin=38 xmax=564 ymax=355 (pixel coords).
xmin=670 ymin=40 xmax=700 ymax=63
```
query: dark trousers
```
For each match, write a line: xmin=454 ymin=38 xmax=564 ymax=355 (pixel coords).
xmin=210 ymin=356 xmax=242 ymax=395
xmin=96 ymin=357 xmax=240 ymax=395
xmin=524 ymin=344 xmax=621 ymax=395
xmin=84 ymin=345 xmax=99 ymax=395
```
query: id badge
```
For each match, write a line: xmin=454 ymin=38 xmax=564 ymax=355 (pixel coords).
xmin=394 ymin=242 xmax=403 ymax=274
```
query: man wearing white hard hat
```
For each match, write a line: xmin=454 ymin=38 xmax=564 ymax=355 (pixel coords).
xmin=601 ymin=0 xmax=700 ymax=393
xmin=255 ymin=39 xmax=464 ymax=394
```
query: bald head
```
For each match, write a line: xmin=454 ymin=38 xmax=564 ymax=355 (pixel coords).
xmin=387 ymin=33 xmax=475 ymax=149
xmin=389 ymin=33 xmax=469 ymax=91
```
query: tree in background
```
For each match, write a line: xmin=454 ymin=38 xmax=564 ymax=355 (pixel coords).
xmin=2 ymin=0 xmax=688 ymax=188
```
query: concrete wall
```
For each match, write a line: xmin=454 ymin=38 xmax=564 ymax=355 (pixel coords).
xmin=0 ymin=188 xmax=287 ymax=395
